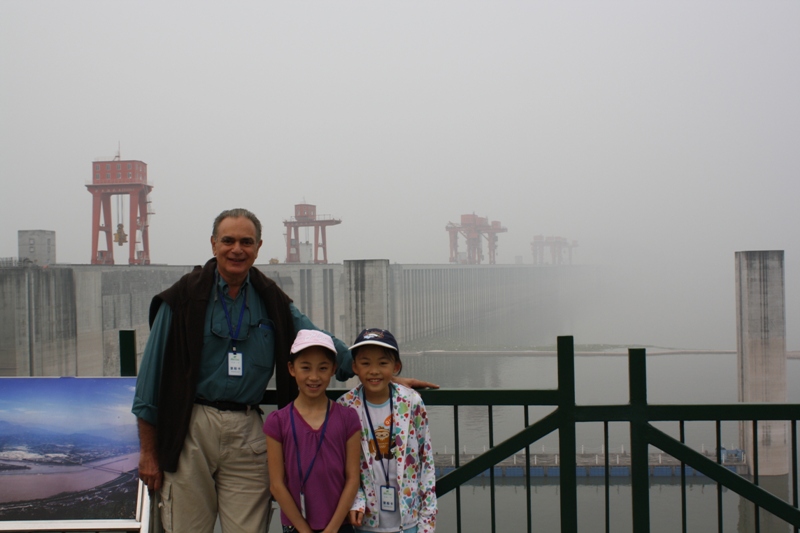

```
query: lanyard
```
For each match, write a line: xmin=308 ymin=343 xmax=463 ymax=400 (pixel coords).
xmin=289 ymin=400 xmax=331 ymax=494
xmin=217 ymin=273 xmax=247 ymax=353
xmin=362 ymin=384 xmax=394 ymax=486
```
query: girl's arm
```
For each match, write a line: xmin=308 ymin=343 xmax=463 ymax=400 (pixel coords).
xmin=266 ymin=436 xmax=313 ymax=533
xmin=415 ymin=402 xmax=438 ymax=533
xmin=323 ymin=432 xmax=362 ymax=533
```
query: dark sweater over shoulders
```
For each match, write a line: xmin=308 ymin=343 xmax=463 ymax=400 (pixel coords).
xmin=148 ymin=258 xmax=297 ymax=472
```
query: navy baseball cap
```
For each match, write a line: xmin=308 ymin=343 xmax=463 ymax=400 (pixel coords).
xmin=350 ymin=328 xmax=399 ymax=353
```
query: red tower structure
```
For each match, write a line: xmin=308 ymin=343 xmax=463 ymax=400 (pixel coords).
xmin=86 ymin=157 xmax=153 ymax=265
xmin=283 ymin=204 xmax=342 ymax=264
xmin=531 ymin=235 xmax=578 ymax=265
xmin=446 ymin=214 xmax=507 ymax=265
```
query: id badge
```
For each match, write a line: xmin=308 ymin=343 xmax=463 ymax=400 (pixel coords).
xmin=299 ymin=491 xmax=306 ymax=518
xmin=380 ymin=485 xmax=396 ymax=512
xmin=228 ymin=352 xmax=243 ymax=377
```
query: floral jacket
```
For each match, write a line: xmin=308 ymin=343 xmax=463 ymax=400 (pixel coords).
xmin=337 ymin=383 xmax=437 ymax=533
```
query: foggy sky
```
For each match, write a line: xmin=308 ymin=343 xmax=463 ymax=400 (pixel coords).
xmin=1 ymin=1 xmax=798 ymax=350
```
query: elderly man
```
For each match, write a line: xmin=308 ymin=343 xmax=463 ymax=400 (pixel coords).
xmin=133 ymin=208 xmax=434 ymax=533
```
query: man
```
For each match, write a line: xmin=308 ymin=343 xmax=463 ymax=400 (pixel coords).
xmin=133 ymin=208 xmax=434 ymax=533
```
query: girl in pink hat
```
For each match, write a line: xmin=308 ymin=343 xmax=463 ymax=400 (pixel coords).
xmin=264 ymin=329 xmax=361 ymax=533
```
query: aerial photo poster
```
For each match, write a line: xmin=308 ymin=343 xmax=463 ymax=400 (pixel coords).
xmin=0 ymin=377 xmax=140 ymax=521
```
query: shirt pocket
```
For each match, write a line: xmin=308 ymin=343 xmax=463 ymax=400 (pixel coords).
xmin=247 ymin=319 xmax=275 ymax=370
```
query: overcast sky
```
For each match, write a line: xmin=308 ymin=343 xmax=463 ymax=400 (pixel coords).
xmin=1 ymin=1 xmax=798 ymax=349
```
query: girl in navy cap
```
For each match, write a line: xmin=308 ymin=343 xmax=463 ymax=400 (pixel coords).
xmin=337 ymin=328 xmax=437 ymax=533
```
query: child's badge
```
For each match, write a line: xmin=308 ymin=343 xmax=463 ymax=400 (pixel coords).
xmin=380 ymin=485 xmax=397 ymax=512
xmin=300 ymin=491 xmax=307 ymax=518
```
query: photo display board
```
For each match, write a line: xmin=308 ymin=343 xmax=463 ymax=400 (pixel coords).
xmin=0 ymin=377 xmax=140 ymax=522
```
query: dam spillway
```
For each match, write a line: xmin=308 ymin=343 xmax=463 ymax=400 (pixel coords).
xmin=0 ymin=260 xmax=591 ymax=377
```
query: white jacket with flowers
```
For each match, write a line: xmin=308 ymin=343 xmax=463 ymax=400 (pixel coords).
xmin=337 ymin=383 xmax=437 ymax=533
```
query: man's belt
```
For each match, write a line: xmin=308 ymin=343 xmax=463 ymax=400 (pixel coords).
xmin=195 ymin=397 xmax=262 ymax=414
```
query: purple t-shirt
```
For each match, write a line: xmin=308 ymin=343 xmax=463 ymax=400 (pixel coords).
xmin=264 ymin=401 xmax=361 ymax=530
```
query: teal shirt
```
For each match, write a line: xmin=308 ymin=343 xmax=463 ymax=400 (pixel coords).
xmin=132 ymin=272 xmax=353 ymax=425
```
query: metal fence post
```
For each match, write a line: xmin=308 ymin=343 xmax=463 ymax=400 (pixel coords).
xmin=558 ymin=335 xmax=578 ymax=532
xmin=119 ymin=329 xmax=137 ymax=377
xmin=629 ymin=348 xmax=650 ymax=532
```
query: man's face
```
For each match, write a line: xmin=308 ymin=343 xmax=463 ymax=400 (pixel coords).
xmin=211 ymin=216 xmax=263 ymax=283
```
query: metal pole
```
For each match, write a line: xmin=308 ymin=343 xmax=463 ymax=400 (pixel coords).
xmin=629 ymin=348 xmax=650 ymax=532
xmin=119 ymin=330 xmax=137 ymax=377
xmin=604 ymin=420 xmax=610 ymax=533
xmin=525 ymin=405 xmax=532 ymax=533
xmin=454 ymin=404 xmax=462 ymax=533
xmin=680 ymin=421 xmax=687 ymax=533
xmin=557 ymin=336 xmax=577 ymax=532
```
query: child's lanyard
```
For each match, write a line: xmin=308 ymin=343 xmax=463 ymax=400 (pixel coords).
xmin=363 ymin=385 xmax=398 ymax=513
xmin=289 ymin=399 xmax=331 ymax=518
xmin=217 ymin=275 xmax=247 ymax=353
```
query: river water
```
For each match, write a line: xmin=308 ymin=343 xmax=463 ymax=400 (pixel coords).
xmin=0 ymin=452 xmax=139 ymax=503
xmin=401 ymin=352 xmax=796 ymax=533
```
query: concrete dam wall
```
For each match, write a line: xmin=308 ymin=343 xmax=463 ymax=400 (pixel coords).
xmin=0 ymin=267 xmax=77 ymax=376
xmin=345 ymin=260 xmax=584 ymax=349
xmin=0 ymin=260 xmax=588 ymax=377
xmin=0 ymin=265 xmax=192 ymax=376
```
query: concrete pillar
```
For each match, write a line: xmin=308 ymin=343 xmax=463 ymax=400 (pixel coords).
xmin=344 ymin=260 xmax=392 ymax=338
xmin=735 ymin=250 xmax=787 ymax=476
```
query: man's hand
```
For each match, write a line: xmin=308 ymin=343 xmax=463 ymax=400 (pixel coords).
xmin=137 ymin=418 xmax=163 ymax=492
xmin=138 ymin=448 xmax=163 ymax=492
xmin=392 ymin=376 xmax=439 ymax=389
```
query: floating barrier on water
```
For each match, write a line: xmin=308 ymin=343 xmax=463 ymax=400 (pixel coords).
xmin=433 ymin=451 xmax=748 ymax=479
xmin=435 ymin=464 xmax=746 ymax=478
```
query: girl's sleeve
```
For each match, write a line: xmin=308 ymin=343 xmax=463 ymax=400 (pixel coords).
xmin=352 ymin=485 xmax=367 ymax=512
xmin=262 ymin=410 xmax=284 ymax=442
xmin=415 ymin=399 xmax=437 ymax=533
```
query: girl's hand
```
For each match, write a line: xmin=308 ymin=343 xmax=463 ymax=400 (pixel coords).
xmin=349 ymin=510 xmax=364 ymax=526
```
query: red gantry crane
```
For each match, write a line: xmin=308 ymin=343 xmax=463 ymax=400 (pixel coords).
xmin=283 ymin=204 xmax=342 ymax=264
xmin=86 ymin=153 xmax=153 ymax=265
xmin=446 ymin=214 xmax=507 ymax=265
xmin=531 ymin=235 xmax=578 ymax=265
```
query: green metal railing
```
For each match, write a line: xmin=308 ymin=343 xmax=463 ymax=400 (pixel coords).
xmin=118 ymin=331 xmax=800 ymax=532
xmin=303 ymin=335 xmax=799 ymax=532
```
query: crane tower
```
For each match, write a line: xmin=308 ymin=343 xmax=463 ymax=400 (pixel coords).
xmin=283 ymin=204 xmax=342 ymax=264
xmin=446 ymin=214 xmax=507 ymax=265
xmin=531 ymin=235 xmax=578 ymax=265
xmin=86 ymin=155 xmax=153 ymax=265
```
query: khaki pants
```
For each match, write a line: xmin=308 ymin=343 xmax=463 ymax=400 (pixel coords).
xmin=160 ymin=404 xmax=270 ymax=533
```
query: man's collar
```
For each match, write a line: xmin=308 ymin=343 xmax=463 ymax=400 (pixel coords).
xmin=215 ymin=269 xmax=250 ymax=293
